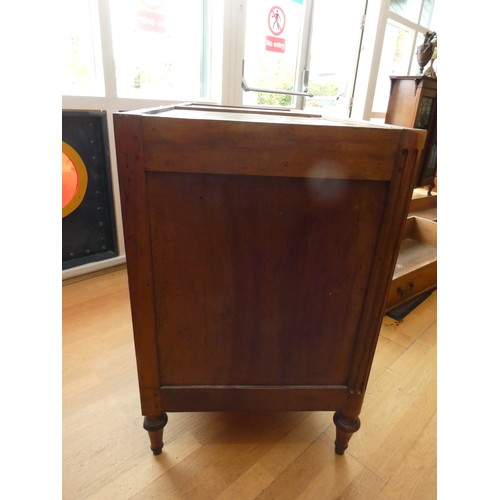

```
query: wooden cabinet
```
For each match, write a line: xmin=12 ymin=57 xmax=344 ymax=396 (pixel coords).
xmin=113 ymin=103 xmax=426 ymax=456
xmin=385 ymin=76 xmax=437 ymax=193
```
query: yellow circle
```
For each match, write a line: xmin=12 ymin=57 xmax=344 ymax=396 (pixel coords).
xmin=62 ymin=141 xmax=88 ymax=218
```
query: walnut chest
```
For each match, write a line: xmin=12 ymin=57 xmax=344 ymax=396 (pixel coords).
xmin=113 ymin=103 xmax=426 ymax=455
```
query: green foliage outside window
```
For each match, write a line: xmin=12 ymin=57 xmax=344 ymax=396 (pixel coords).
xmin=257 ymin=80 xmax=341 ymax=107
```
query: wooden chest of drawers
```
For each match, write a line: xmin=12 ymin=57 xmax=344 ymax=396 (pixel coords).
xmin=113 ymin=103 xmax=426 ymax=455
xmin=386 ymin=216 xmax=437 ymax=312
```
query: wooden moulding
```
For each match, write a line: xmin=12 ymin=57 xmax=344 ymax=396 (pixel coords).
xmin=386 ymin=216 xmax=437 ymax=312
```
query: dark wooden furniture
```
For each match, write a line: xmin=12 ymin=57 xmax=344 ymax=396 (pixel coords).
xmin=113 ymin=103 xmax=426 ymax=456
xmin=385 ymin=76 xmax=437 ymax=194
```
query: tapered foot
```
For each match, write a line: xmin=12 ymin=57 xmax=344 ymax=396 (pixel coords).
xmin=333 ymin=412 xmax=361 ymax=455
xmin=143 ymin=413 xmax=168 ymax=455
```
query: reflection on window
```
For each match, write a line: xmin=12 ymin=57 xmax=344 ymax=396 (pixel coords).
xmin=62 ymin=0 xmax=104 ymax=96
xmin=110 ymin=0 xmax=221 ymax=101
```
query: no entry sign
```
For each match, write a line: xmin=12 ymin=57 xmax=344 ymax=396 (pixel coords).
xmin=266 ymin=5 xmax=286 ymax=53
xmin=266 ymin=36 xmax=285 ymax=53
xmin=268 ymin=6 xmax=285 ymax=36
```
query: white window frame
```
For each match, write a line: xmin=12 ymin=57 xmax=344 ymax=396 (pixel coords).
xmin=351 ymin=0 xmax=436 ymax=121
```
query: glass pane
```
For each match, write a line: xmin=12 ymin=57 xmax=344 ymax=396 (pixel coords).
xmin=420 ymin=0 xmax=435 ymax=28
xmin=304 ymin=0 xmax=363 ymax=117
xmin=372 ymin=20 xmax=414 ymax=113
xmin=242 ymin=0 xmax=307 ymax=107
xmin=110 ymin=0 xmax=221 ymax=100
xmin=389 ymin=0 xmax=422 ymax=24
xmin=62 ymin=0 xmax=104 ymax=96
xmin=416 ymin=96 xmax=433 ymax=128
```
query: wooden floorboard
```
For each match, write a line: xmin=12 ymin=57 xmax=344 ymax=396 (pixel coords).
xmin=62 ymin=268 xmax=437 ymax=499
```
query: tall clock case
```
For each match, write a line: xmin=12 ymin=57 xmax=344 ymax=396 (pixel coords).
xmin=385 ymin=76 xmax=437 ymax=193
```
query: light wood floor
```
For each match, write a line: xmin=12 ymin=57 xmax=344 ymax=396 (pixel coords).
xmin=63 ymin=267 xmax=436 ymax=499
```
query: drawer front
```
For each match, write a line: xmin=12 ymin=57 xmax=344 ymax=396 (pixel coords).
xmin=386 ymin=262 xmax=437 ymax=311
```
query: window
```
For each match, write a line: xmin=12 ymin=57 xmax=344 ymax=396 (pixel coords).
xmin=109 ymin=0 xmax=223 ymax=101
xmin=239 ymin=0 xmax=365 ymax=115
xmin=241 ymin=0 xmax=307 ymax=108
xmin=62 ymin=0 xmax=223 ymax=102
xmin=304 ymin=0 xmax=365 ymax=117
xmin=372 ymin=19 xmax=415 ymax=113
xmin=390 ymin=0 xmax=436 ymax=27
xmin=62 ymin=0 xmax=105 ymax=96
xmin=370 ymin=0 xmax=436 ymax=118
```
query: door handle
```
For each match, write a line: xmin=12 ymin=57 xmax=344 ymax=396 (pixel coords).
xmin=241 ymin=59 xmax=314 ymax=98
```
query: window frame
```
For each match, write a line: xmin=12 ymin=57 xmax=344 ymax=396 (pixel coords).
xmin=351 ymin=0 xmax=436 ymax=121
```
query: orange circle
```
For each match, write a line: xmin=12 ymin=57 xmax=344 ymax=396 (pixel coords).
xmin=62 ymin=152 xmax=78 ymax=208
xmin=62 ymin=142 xmax=88 ymax=217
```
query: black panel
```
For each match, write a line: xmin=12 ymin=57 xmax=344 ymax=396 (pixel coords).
xmin=62 ymin=111 xmax=118 ymax=270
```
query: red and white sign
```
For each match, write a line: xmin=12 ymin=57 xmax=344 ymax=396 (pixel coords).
xmin=265 ymin=36 xmax=285 ymax=53
xmin=137 ymin=9 xmax=166 ymax=33
xmin=268 ymin=6 xmax=285 ymax=36
xmin=266 ymin=6 xmax=285 ymax=52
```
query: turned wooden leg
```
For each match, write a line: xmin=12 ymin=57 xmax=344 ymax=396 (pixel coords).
xmin=143 ymin=413 xmax=168 ymax=455
xmin=333 ymin=411 xmax=361 ymax=455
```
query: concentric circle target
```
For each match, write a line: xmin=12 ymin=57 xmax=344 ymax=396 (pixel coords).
xmin=62 ymin=141 xmax=88 ymax=218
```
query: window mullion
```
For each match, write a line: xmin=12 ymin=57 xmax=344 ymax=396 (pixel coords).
xmin=387 ymin=10 xmax=428 ymax=32
xmin=97 ymin=0 xmax=118 ymax=99
xmin=221 ymin=0 xmax=247 ymax=106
